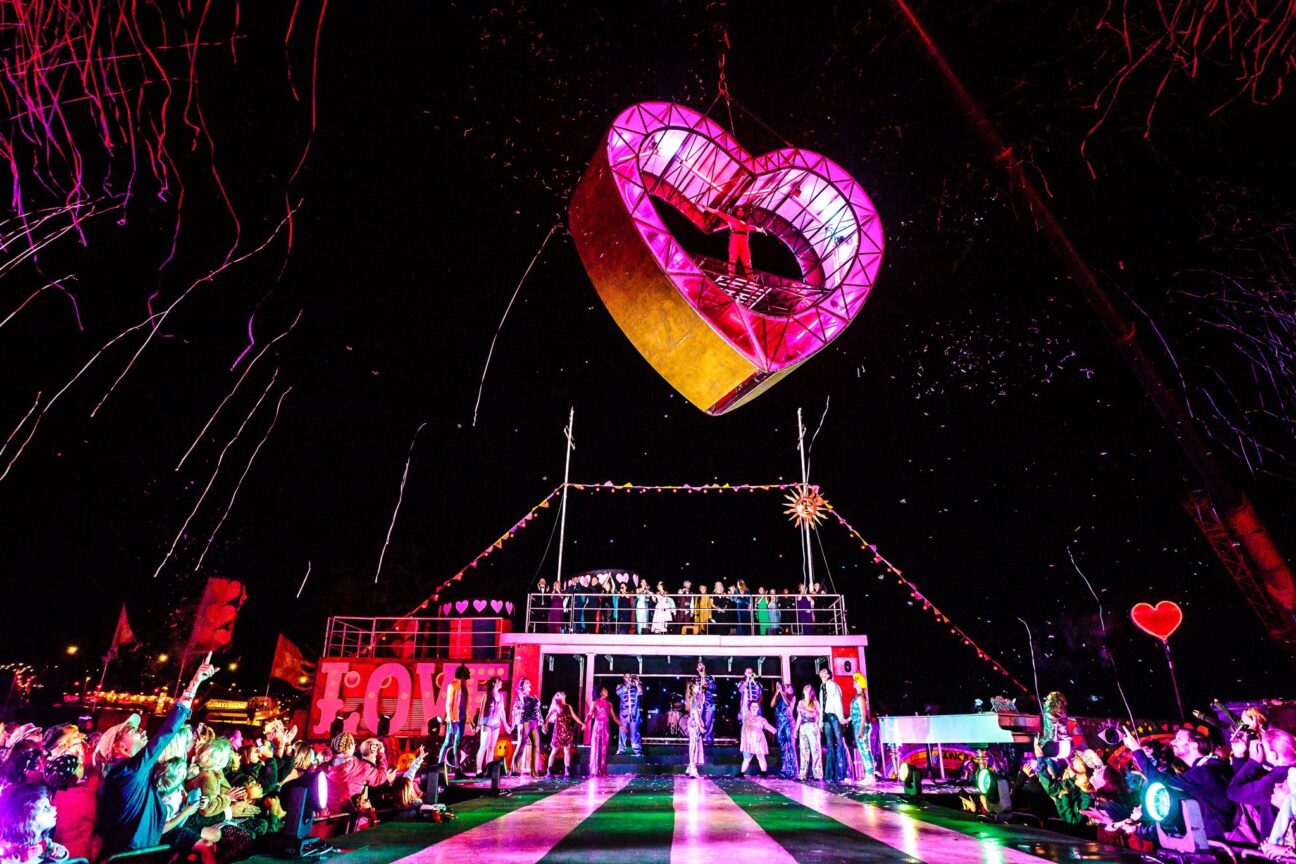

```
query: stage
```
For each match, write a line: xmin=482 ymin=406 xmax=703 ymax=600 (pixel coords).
xmin=242 ymin=775 xmax=1147 ymax=864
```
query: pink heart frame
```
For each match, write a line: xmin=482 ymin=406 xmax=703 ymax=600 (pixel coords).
xmin=571 ymin=102 xmax=884 ymax=414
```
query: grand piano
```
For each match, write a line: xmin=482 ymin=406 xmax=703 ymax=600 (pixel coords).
xmin=878 ymin=712 xmax=1042 ymax=779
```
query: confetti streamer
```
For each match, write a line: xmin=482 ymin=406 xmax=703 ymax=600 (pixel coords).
xmin=374 ymin=421 xmax=428 ymax=584
xmin=176 ymin=308 xmax=302 ymax=472
xmin=471 ymin=223 xmax=559 ymax=427
xmin=0 ymin=309 xmax=166 ymax=483
xmin=151 ymin=370 xmax=279 ymax=579
xmin=194 ymin=386 xmax=293 ymax=572
xmin=297 ymin=561 xmax=312 ymax=598
xmin=0 ymin=392 xmax=41 ymax=466
xmin=90 ymin=202 xmax=300 ymax=420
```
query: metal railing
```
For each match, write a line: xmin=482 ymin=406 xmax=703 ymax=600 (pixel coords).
xmin=323 ymin=616 xmax=510 ymax=659
xmin=523 ymin=592 xmax=848 ymax=636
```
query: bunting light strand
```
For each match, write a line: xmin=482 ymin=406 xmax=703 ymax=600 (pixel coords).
xmin=409 ymin=480 xmax=1028 ymax=694
xmin=408 ymin=485 xmax=565 ymax=613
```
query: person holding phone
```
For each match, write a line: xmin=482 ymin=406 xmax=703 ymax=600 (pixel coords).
xmin=95 ymin=657 xmax=217 ymax=861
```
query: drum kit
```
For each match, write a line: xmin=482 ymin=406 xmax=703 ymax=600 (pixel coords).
xmin=666 ymin=695 xmax=686 ymax=735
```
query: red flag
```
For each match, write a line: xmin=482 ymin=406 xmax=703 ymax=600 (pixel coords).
xmin=186 ymin=578 xmax=247 ymax=655
xmin=269 ymin=635 xmax=316 ymax=689
xmin=105 ymin=604 xmax=138 ymax=661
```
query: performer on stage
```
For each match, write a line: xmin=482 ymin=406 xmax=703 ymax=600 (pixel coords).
xmin=684 ymin=680 xmax=706 ymax=778
xmin=771 ymin=683 xmax=798 ymax=779
xmin=545 ymin=692 xmax=585 ymax=777
xmin=698 ymin=201 xmax=765 ymax=276
xmin=615 ymin=673 xmax=643 ymax=756
xmin=511 ymin=678 xmax=547 ymax=776
xmin=585 ymin=686 xmax=623 ymax=777
xmin=693 ymin=663 xmax=717 ymax=744
xmin=473 ymin=677 xmax=512 ymax=776
xmin=737 ymin=667 xmax=763 ymax=723
xmin=818 ymin=667 xmax=847 ymax=783
xmin=794 ymin=684 xmax=824 ymax=781
xmin=437 ymin=664 xmax=473 ymax=770
xmin=848 ymin=672 xmax=875 ymax=785
xmin=739 ymin=702 xmax=779 ymax=776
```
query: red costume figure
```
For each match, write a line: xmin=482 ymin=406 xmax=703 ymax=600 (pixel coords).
xmin=700 ymin=202 xmax=764 ymax=275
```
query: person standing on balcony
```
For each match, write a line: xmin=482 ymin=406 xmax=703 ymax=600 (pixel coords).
xmin=651 ymin=588 xmax=676 ymax=634
xmin=615 ymin=583 xmax=633 ymax=634
xmin=768 ymin=590 xmax=782 ymax=635
xmin=694 ymin=584 xmax=713 ymax=633
xmin=674 ymin=581 xmax=693 ymax=633
xmin=635 ymin=583 xmax=650 ymax=634
xmin=795 ymin=585 xmax=812 ymax=635
xmin=733 ymin=580 xmax=753 ymax=635
xmin=615 ymin=674 xmax=643 ymax=756
xmin=546 ymin=580 xmax=565 ymax=634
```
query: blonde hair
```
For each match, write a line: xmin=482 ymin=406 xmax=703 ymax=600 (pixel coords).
xmin=392 ymin=776 xmax=422 ymax=806
xmin=330 ymin=732 xmax=355 ymax=755
xmin=198 ymin=737 xmax=234 ymax=771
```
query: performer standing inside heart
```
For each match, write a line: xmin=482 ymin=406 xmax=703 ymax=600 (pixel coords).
xmin=699 ymin=202 xmax=765 ymax=276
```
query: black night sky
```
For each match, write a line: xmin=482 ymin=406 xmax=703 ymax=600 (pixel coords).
xmin=1 ymin=1 xmax=1292 ymax=718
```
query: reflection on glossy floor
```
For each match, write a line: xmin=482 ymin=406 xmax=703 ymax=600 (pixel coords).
xmin=361 ymin=775 xmax=1147 ymax=864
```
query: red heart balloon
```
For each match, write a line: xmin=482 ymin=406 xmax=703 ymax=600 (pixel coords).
xmin=1130 ymin=601 xmax=1183 ymax=641
xmin=570 ymin=102 xmax=884 ymax=415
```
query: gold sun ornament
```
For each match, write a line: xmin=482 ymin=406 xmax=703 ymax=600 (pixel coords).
xmin=784 ymin=484 xmax=830 ymax=529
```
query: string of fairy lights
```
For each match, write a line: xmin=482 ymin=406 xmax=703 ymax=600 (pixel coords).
xmin=410 ymin=481 xmax=1032 ymax=698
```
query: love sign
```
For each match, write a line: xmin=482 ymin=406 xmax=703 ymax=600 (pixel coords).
xmin=570 ymin=102 xmax=884 ymax=415
xmin=1130 ymin=601 xmax=1183 ymax=641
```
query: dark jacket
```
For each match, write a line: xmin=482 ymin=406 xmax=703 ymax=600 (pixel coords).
xmin=95 ymin=703 xmax=191 ymax=860
xmin=1227 ymin=756 xmax=1285 ymax=839
xmin=1131 ymin=749 xmax=1236 ymax=840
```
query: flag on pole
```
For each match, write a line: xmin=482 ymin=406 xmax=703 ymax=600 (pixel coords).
xmin=186 ymin=578 xmax=247 ymax=655
xmin=269 ymin=635 xmax=316 ymax=689
xmin=105 ymin=604 xmax=138 ymax=661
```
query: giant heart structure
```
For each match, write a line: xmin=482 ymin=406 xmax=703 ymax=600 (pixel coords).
xmin=570 ymin=102 xmax=885 ymax=415
xmin=1130 ymin=601 xmax=1184 ymax=641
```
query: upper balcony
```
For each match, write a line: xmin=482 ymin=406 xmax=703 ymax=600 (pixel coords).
xmin=522 ymin=591 xmax=848 ymax=636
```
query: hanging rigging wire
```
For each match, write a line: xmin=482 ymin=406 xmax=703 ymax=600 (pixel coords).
xmin=813 ymin=525 xmax=839 ymax=595
xmin=1016 ymin=618 xmax=1043 ymax=712
xmin=471 ymin=222 xmax=561 ymax=427
xmin=1067 ymin=548 xmax=1138 ymax=730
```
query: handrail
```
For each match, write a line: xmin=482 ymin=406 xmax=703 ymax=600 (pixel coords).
xmin=522 ymin=592 xmax=848 ymax=636
xmin=321 ymin=615 xmax=511 ymax=659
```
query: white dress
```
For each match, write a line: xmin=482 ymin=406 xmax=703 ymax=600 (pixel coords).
xmin=651 ymin=594 xmax=676 ymax=633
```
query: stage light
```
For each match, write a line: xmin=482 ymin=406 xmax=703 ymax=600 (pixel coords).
xmin=1144 ymin=782 xmax=1173 ymax=823
xmin=157 ymin=654 xmax=169 ymax=663
xmin=66 ymin=645 xmax=78 ymax=655
xmin=976 ymin=766 xmax=1011 ymax=814
xmin=900 ymin=762 xmax=924 ymax=797
xmin=1143 ymin=781 xmax=1209 ymax=852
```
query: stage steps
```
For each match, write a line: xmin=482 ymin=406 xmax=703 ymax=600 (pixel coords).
xmin=566 ymin=743 xmax=786 ymax=776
